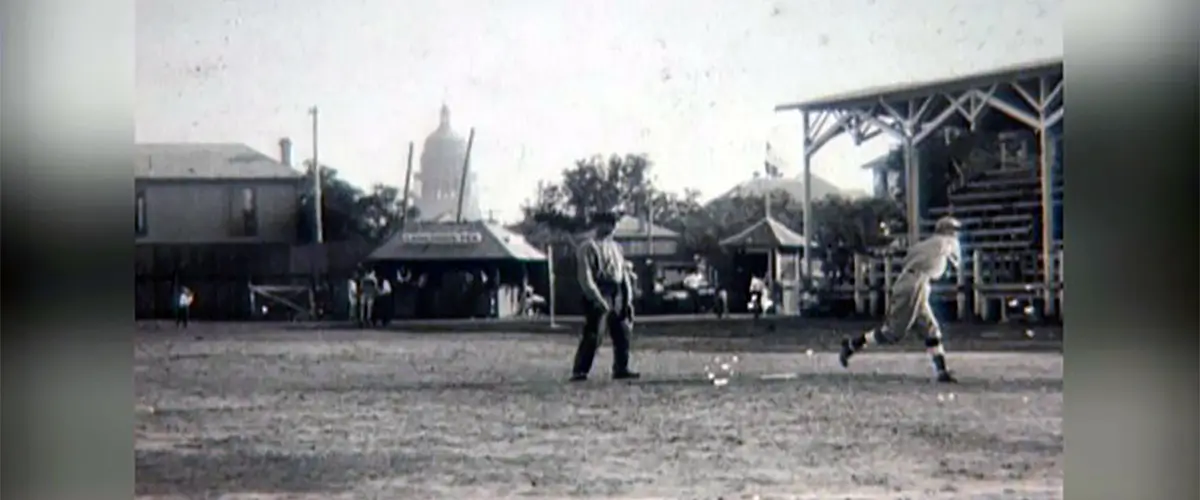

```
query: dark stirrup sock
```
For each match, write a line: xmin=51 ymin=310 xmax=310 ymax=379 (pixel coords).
xmin=931 ymin=353 xmax=949 ymax=374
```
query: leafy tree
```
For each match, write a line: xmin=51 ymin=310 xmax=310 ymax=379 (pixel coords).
xmin=521 ymin=153 xmax=669 ymax=237
xmin=355 ymin=183 xmax=420 ymax=244
xmin=296 ymin=163 xmax=416 ymax=244
xmin=677 ymin=189 xmax=803 ymax=259
xmin=810 ymin=195 xmax=904 ymax=251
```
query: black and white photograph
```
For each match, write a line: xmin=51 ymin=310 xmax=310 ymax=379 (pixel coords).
xmin=135 ymin=1 xmax=1064 ymax=497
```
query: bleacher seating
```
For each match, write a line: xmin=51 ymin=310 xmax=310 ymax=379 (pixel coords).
xmin=922 ymin=144 xmax=1064 ymax=286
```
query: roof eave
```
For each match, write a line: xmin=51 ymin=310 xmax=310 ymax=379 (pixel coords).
xmin=775 ymin=58 xmax=1064 ymax=113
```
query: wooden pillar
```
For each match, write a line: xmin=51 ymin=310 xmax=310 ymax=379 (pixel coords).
xmin=491 ymin=267 xmax=501 ymax=318
xmin=867 ymin=256 xmax=880 ymax=316
xmin=972 ymin=249 xmax=985 ymax=321
xmin=1056 ymin=247 xmax=1064 ymax=320
xmin=1039 ymin=126 xmax=1057 ymax=317
xmin=853 ymin=253 xmax=865 ymax=315
xmin=547 ymin=245 xmax=557 ymax=327
xmin=801 ymin=112 xmax=814 ymax=289
xmin=883 ymin=254 xmax=895 ymax=308
xmin=904 ymin=137 xmax=921 ymax=246
xmin=956 ymin=258 xmax=968 ymax=321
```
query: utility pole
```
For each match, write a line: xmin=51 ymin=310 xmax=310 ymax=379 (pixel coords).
xmin=308 ymin=106 xmax=324 ymax=243
xmin=400 ymin=141 xmax=415 ymax=231
xmin=455 ymin=127 xmax=476 ymax=223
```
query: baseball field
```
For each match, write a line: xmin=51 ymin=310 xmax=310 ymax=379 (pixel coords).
xmin=135 ymin=319 xmax=1062 ymax=499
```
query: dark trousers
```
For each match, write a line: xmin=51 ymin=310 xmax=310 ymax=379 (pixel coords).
xmin=572 ymin=284 xmax=634 ymax=376
xmin=175 ymin=306 xmax=189 ymax=328
xmin=374 ymin=295 xmax=393 ymax=326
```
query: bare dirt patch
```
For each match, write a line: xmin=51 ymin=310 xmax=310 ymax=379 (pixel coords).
xmin=136 ymin=324 xmax=1062 ymax=499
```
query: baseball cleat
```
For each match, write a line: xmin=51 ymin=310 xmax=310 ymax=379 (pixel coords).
xmin=838 ymin=338 xmax=854 ymax=368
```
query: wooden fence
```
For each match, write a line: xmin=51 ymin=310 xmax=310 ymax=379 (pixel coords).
xmin=836 ymin=248 xmax=1064 ymax=322
xmin=134 ymin=241 xmax=372 ymax=320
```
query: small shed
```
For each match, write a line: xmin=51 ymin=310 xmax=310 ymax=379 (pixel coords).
xmin=719 ymin=216 xmax=811 ymax=315
xmin=366 ymin=221 xmax=547 ymax=319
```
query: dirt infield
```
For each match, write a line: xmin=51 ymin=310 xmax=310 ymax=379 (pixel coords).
xmin=135 ymin=324 xmax=1062 ymax=499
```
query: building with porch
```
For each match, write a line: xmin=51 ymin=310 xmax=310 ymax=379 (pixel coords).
xmin=364 ymin=221 xmax=547 ymax=319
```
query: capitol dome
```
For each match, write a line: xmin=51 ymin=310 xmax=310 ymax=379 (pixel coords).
xmin=415 ymin=104 xmax=481 ymax=222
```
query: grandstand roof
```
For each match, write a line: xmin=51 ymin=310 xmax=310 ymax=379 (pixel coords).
xmin=775 ymin=58 xmax=1063 ymax=113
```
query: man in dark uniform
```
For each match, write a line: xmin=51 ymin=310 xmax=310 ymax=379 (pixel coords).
xmin=570 ymin=210 xmax=640 ymax=382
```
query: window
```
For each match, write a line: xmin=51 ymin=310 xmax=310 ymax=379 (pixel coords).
xmin=135 ymin=190 xmax=147 ymax=236
xmin=241 ymin=187 xmax=258 ymax=237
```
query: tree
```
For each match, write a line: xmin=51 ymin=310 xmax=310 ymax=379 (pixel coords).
xmin=296 ymin=163 xmax=415 ymax=244
xmin=810 ymin=195 xmax=905 ymax=251
xmin=674 ymin=189 xmax=803 ymax=257
xmin=521 ymin=153 xmax=664 ymax=236
xmin=355 ymin=183 xmax=420 ymax=244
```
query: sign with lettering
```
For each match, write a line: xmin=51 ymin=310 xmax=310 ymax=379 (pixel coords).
xmin=401 ymin=231 xmax=484 ymax=245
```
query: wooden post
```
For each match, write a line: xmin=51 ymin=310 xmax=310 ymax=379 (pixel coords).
xmin=867 ymin=255 xmax=880 ymax=316
xmin=853 ymin=253 xmax=865 ymax=315
xmin=1038 ymin=89 xmax=1058 ymax=318
xmin=1056 ymin=247 xmax=1064 ymax=320
xmin=455 ymin=127 xmax=476 ymax=223
xmin=973 ymin=249 xmax=985 ymax=321
xmin=400 ymin=141 xmax=415 ymax=230
xmin=308 ymin=107 xmax=324 ymax=243
xmin=883 ymin=253 xmax=895 ymax=308
xmin=800 ymin=112 xmax=814 ymax=288
xmin=903 ymin=137 xmax=921 ymax=247
xmin=547 ymin=244 xmax=557 ymax=328
xmin=956 ymin=257 xmax=968 ymax=321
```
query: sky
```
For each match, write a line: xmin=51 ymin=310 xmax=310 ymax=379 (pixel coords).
xmin=136 ymin=0 xmax=1062 ymax=222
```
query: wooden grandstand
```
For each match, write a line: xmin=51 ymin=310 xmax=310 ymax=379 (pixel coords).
xmin=775 ymin=59 xmax=1064 ymax=322
xmin=923 ymin=131 xmax=1063 ymax=319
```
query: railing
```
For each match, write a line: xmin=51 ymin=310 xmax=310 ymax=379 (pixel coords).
xmin=834 ymin=248 xmax=1064 ymax=322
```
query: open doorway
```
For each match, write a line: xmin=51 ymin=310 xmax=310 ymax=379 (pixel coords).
xmin=729 ymin=250 xmax=769 ymax=313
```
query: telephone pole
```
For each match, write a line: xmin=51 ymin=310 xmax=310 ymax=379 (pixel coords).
xmin=308 ymin=106 xmax=324 ymax=243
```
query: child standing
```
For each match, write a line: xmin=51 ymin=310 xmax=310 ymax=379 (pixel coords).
xmin=175 ymin=285 xmax=194 ymax=328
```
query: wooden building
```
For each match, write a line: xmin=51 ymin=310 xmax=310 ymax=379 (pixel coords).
xmin=365 ymin=221 xmax=547 ymax=319
xmin=776 ymin=58 xmax=1064 ymax=320
xmin=719 ymin=216 xmax=812 ymax=315
xmin=134 ymin=140 xmax=306 ymax=319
